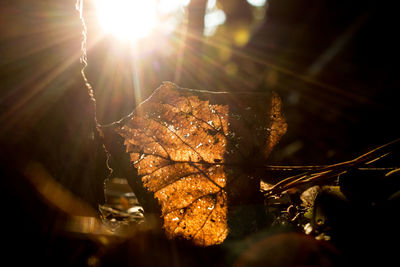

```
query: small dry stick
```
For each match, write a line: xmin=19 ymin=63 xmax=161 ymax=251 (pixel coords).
xmin=264 ymin=138 xmax=400 ymax=197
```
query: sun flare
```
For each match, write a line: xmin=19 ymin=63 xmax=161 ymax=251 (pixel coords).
xmin=95 ymin=0 xmax=159 ymax=42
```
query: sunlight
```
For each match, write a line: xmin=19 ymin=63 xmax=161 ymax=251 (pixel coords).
xmin=159 ymin=0 xmax=190 ymax=14
xmin=95 ymin=0 xmax=158 ymax=42
xmin=94 ymin=0 xmax=191 ymax=42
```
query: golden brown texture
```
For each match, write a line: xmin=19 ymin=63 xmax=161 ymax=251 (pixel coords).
xmin=116 ymin=82 xmax=287 ymax=246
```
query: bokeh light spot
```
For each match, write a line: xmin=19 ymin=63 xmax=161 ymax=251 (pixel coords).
xmin=234 ymin=29 xmax=250 ymax=47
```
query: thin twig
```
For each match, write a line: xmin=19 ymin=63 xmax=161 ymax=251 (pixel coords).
xmin=265 ymin=138 xmax=400 ymax=196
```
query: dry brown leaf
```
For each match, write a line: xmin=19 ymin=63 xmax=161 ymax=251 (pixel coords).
xmin=115 ymin=82 xmax=287 ymax=246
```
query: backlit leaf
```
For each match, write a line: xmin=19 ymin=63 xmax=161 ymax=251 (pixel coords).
xmin=115 ymin=82 xmax=287 ymax=245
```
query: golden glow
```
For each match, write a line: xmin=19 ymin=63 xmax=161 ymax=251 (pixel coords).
xmin=95 ymin=0 xmax=158 ymax=42
xmin=94 ymin=0 xmax=191 ymax=42
xmin=234 ymin=28 xmax=250 ymax=47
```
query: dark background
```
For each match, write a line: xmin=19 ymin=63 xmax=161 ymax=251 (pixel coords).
xmin=1 ymin=0 xmax=399 ymax=265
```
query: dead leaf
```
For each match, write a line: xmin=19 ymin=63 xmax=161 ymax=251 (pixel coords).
xmin=115 ymin=82 xmax=287 ymax=245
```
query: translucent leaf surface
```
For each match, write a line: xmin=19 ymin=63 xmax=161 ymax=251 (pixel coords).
xmin=116 ymin=82 xmax=287 ymax=245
